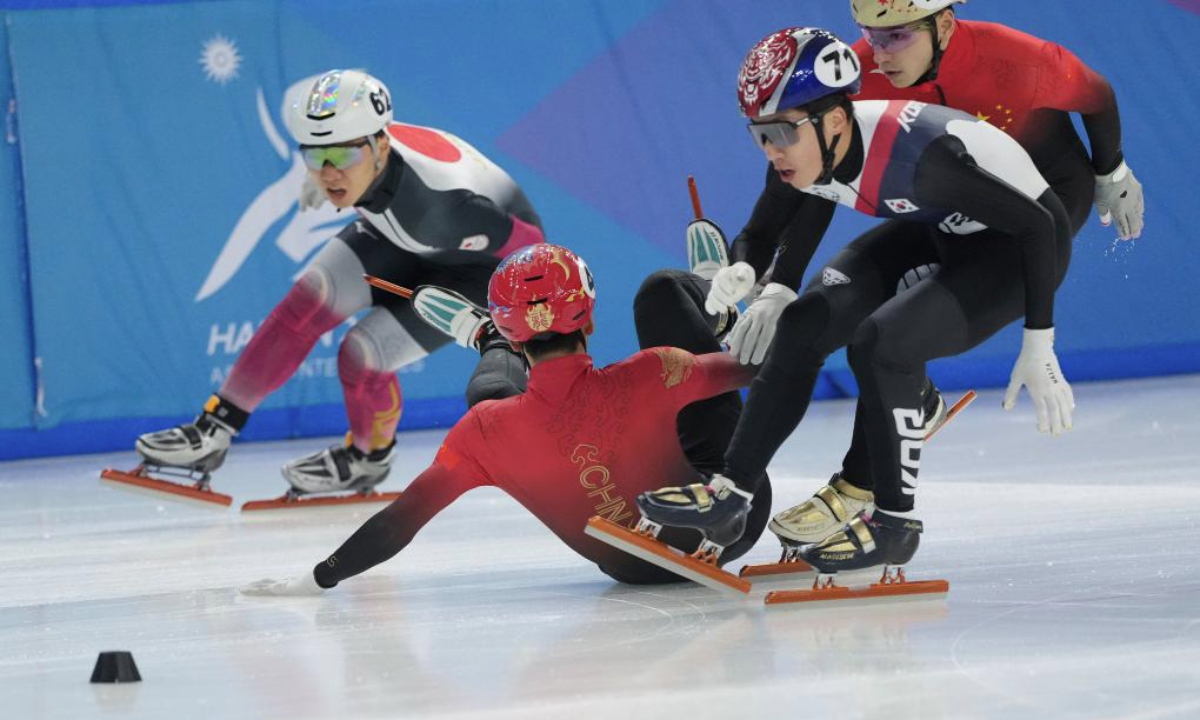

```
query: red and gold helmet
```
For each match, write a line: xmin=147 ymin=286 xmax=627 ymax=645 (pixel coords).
xmin=488 ymin=244 xmax=596 ymax=343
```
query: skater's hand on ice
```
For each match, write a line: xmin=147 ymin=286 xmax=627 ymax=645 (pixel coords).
xmin=1004 ymin=328 xmax=1075 ymax=435
xmin=705 ymin=262 xmax=756 ymax=315
xmin=726 ymin=282 xmax=796 ymax=365
xmin=298 ymin=173 xmax=328 ymax=212
xmin=1094 ymin=161 xmax=1144 ymax=241
xmin=240 ymin=571 xmax=325 ymax=597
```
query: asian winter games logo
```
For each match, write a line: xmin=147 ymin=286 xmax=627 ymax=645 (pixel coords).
xmin=195 ymin=65 xmax=350 ymax=302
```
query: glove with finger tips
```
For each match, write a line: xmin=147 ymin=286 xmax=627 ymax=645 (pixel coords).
xmin=726 ymin=282 xmax=797 ymax=365
xmin=705 ymin=261 xmax=756 ymax=316
xmin=1003 ymin=328 xmax=1075 ymax=436
xmin=1094 ymin=161 xmax=1144 ymax=241
xmin=240 ymin=571 xmax=325 ymax=597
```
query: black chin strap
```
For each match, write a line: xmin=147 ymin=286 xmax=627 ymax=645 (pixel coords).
xmin=913 ymin=15 xmax=946 ymax=85
xmin=811 ymin=112 xmax=842 ymax=186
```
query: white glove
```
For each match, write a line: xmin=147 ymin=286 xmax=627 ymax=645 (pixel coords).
xmin=240 ymin=571 xmax=325 ymax=597
xmin=1094 ymin=161 xmax=1144 ymax=240
xmin=704 ymin=261 xmax=756 ymax=316
xmin=299 ymin=173 xmax=328 ymax=212
xmin=1003 ymin=328 xmax=1075 ymax=436
xmin=726 ymin=282 xmax=797 ymax=365
xmin=686 ymin=219 xmax=731 ymax=282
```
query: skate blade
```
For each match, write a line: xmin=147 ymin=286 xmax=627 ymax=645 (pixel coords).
xmin=99 ymin=468 xmax=233 ymax=509
xmin=739 ymin=557 xmax=815 ymax=580
xmin=241 ymin=490 xmax=402 ymax=512
xmin=925 ymin=390 xmax=976 ymax=441
xmin=765 ymin=577 xmax=948 ymax=606
xmin=583 ymin=517 xmax=751 ymax=596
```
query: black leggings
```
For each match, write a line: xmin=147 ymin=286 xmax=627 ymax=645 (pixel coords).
xmin=605 ymin=269 xmax=771 ymax=584
xmin=726 ymin=189 xmax=1072 ymax=513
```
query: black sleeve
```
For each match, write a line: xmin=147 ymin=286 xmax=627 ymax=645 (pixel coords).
xmin=914 ymin=136 xmax=1059 ymax=330
xmin=312 ymin=499 xmax=410 ymax=588
xmin=730 ymin=165 xmax=803 ymax=280
xmin=730 ymin=164 xmax=837 ymax=290
xmin=766 ymin=191 xmax=838 ymax=291
xmin=1080 ymin=86 xmax=1123 ymax=176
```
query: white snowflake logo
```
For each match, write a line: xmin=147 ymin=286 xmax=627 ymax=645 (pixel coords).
xmin=199 ymin=34 xmax=241 ymax=85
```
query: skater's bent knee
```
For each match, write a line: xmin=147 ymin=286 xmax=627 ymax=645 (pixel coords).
xmin=848 ymin=318 xmax=922 ymax=371
xmin=272 ymin=272 xmax=340 ymax=332
xmin=634 ymin=269 xmax=691 ymax=308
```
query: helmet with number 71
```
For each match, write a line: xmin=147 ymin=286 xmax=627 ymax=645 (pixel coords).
xmin=488 ymin=244 xmax=597 ymax=344
xmin=737 ymin=28 xmax=862 ymax=120
xmin=285 ymin=69 xmax=393 ymax=146
xmin=851 ymin=0 xmax=966 ymax=29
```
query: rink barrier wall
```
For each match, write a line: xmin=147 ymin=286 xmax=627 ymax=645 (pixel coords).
xmin=0 ymin=0 xmax=1197 ymax=461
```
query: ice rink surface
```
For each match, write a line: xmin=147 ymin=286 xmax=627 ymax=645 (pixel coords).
xmin=2 ymin=375 xmax=1198 ymax=720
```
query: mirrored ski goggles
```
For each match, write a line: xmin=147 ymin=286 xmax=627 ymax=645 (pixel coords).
xmin=746 ymin=116 xmax=814 ymax=149
xmin=860 ymin=22 xmax=929 ymax=53
xmin=300 ymin=142 xmax=370 ymax=170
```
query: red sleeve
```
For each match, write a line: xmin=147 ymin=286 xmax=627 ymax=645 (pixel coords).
xmin=1035 ymin=41 xmax=1114 ymax=115
xmin=641 ymin=347 xmax=754 ymax=410
xmin=312 ymin=418 xmax=490 ymax=587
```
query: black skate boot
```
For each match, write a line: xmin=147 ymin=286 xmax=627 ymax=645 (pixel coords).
xmin=920 ymin=378 xmax=947 ymax=439
xmin=281 ymin=436 xmax=395 ymax=498
xmin=799 ymin=510 xmax=923 ymax=577
xmin=635 ymin=474 xmax=753 ymax=563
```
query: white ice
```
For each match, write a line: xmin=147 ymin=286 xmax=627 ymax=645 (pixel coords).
xmin=2 ymin=375 xmax=1199 ymax=720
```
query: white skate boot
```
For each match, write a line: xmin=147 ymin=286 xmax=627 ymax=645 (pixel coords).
xmin=281 ymin=437 xmax=395 ymax=497
xmin=412 ymin=285 xmax=491 ymax=350
xmin=687 ymin=219 xmax=737 ymax=336
xmin=687 ymin=219 xmax=730 ymax=282
xmin=136 ymin=413 xmax=235 ymax=475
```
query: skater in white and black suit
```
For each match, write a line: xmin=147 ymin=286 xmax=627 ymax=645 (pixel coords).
xmin=638 ymin=27 xmax=1075 ymax=576
xmin=135 ymin=69 xmax=544 ymax=498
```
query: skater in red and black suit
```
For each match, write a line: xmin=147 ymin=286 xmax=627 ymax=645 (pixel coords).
xmin=242 ymin=244 xmax=770 ymax=595
xmin=850 ymin=0 xmax=1142 ymax=241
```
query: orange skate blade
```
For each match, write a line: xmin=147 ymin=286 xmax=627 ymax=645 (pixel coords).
xmin=765 ymin=577 xmax=948 ymax=606
xmin=739 ymin=557 xmax=815 ymax=579
xmin=584 ymin=517 xmax=751 ymax=596
xmin=100 ymin=468 xmax=233 ymax=508
xmin=925 ymin=390 xmax=977 ymax=441
xmin=241 ymin=491 xmax=402 ymax=512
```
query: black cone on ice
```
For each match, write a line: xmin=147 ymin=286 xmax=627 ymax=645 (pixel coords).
xmin=90 ymin=651 xmax=142 ymax=683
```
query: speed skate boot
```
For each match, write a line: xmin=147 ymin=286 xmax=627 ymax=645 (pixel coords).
xmin=412 ymin=285 xmax=492 ymax=351
xmin=136 ymin=411 xmax=236 ymax=480
xmin=800 ymin=511 xmax=923 ymax=582
xmin=768 ymin=474 xmax=874 ymax=559
xmin=282 ymin=435 xmax=395 ymax=498
xmin=920 ymin=378 xmax=948 ymax=439
xmin=635 ymin=474 xmax=753 ymax=563
xmin=686 ymin=219 xmax=736 ymax=338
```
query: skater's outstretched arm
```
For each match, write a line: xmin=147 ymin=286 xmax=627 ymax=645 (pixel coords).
xmin=646 ymin=348 xmax=755 ymax=408
xmin=242 ymin=426 xmax=490 ymax=596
